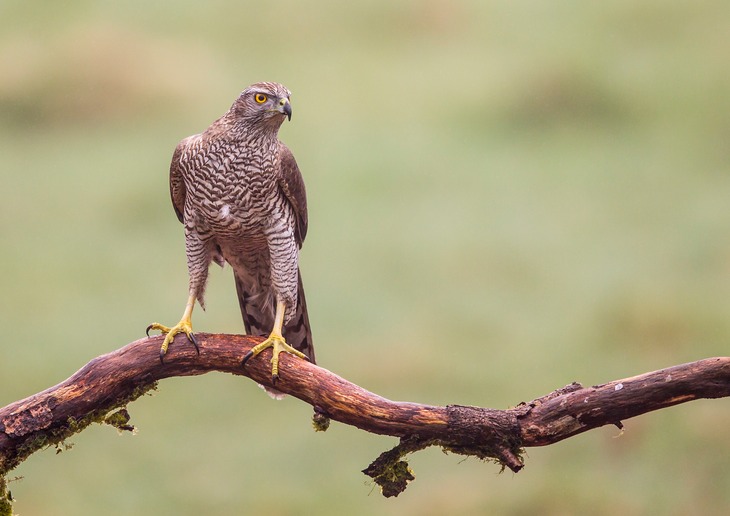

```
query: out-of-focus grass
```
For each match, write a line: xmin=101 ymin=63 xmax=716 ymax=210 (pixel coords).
xmin=1 ymin=1 xmax=729 ymax=514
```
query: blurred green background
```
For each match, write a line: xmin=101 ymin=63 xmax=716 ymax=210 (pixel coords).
xmin=1 ymin=1 xmax=729 ymax=514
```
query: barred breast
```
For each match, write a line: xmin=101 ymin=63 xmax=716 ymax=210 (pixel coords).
xmin=181 ymin=131 xmax=301 ymax=323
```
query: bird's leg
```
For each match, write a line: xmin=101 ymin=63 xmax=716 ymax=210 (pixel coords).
xmin=241 ymin=300 xmax=309 ymax=381
xmin=146 ymin=294 xmax=199 ymax=363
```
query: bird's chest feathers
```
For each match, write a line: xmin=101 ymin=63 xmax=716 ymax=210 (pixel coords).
xmin=185 ymin=141 xmax=281 ymax=228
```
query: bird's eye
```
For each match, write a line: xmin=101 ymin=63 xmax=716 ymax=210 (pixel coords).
xmin=254 ymin=93 xmax=268 ymax=104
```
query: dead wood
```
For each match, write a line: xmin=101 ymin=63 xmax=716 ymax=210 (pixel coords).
xmin=1 ymin=333 xmax=728 ymax=500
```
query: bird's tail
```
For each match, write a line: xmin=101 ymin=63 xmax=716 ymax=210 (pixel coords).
xmin=235 ymin=268 xmax=315 ymax=364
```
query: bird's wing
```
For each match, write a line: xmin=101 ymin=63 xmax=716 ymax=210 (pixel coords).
xmin=277 ymin=143 xmax=308 ymax=247
xmin=169 ymin=135 xmax=203 ymax=223
xmin=169 ymin=137 xmax=192 ymax=223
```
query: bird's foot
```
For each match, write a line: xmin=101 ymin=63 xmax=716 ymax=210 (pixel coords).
xmin=146 ymin=318 xmax=199 ymax=363
xmin=241 ymin=333 xmax=308 ymax=382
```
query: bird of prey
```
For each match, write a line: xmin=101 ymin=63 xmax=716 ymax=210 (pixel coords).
xmin=147 ymin=82 xmax=314 ymax=386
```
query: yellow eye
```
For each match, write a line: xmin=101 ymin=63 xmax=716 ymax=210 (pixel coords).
xmin=254 ymin=93 xmax=267 ymax=104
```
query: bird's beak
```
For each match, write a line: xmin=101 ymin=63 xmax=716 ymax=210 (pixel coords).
xmin=278 ymin=98 xmax=292 ymax=121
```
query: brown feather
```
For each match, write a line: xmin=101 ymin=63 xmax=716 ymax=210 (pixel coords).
xmin=278 ymin=143 xmax=308 ymax=247
xmin=169 ymin=136 xmax=193 ymax=224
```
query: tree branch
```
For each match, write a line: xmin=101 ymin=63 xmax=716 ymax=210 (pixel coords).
xmin=1 ymin=334 xmax=728 ymax=502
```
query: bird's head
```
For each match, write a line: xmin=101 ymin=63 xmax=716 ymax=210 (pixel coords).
xmin=231 ymin=82 xmax=292 ymax=131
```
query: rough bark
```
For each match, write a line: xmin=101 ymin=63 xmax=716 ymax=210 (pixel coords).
xmin=1 ymin=333 xmax=728 ymax=501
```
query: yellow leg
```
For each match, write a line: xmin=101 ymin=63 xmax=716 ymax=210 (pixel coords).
xmin=146 ymin=294 xmax=199 ymax=362
xmin=241 ymin=301 xmax=309 ymax=381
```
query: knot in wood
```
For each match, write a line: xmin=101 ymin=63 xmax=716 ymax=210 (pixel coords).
xmin=445 ymin=404 xmax=524 ymax=472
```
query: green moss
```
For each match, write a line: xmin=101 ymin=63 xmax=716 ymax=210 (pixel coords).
xmin=369 ymin=459 xmax=415 ymax=498
xmin=0 ymin=380 xmax=159 ymax=514
xmin=311 ymin=411 xmax=330 ymax=432
xmin=0 ymin=381 xmax=157 ymax=476
xmin=362 ymin=436 xmax=427 ymax=497
xmin=14 ymin=433 xmax=49 ymax=465
xmin=0 ymin=477 xmax=12 ymax=516
xmin=363 ymin=434 xmax=525 ymax=497
xmin=441 ymin=443 xmax=525 ymax=472
xmin=54 ymin=441 xmax=74 ymax=455
xmin=103 ymin=409 xmax=135 ymax=432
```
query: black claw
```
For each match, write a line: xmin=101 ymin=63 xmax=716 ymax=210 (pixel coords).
xmin=145 ymin=324 xmax=154 ymax=337
xmin=272 ymin=374 xmax=280 ymax=384
xmin=241 ymin=351 xmax=254 ymax=367
xmin=159 ymin=349 xmax=166 ymax=365
xmin=188 ymin=333 xmax=200 ymax=355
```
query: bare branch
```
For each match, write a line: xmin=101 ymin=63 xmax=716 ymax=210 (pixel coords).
xmin=1 ymin=333 xmax=728 ymax=500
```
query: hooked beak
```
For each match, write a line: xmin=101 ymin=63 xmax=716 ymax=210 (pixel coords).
xmin=278 ymin=98 xmax=292 ymax=121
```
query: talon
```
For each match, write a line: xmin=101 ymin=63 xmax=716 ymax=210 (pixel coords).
xmin=148 ymin=294 xmax=198 ymax=361
xmin=188 ymin=332 xmax=200 ymax=354
xmin=238 ymin=302 xmax=308 ymax=381
xmin=147 ymin=312 xmax=195 ymax=362
xmin=240 ymin=331 xmax=308 ymax=380
xmin=146 ymin=322 xmax=172 ymax=337
xmin=241 ymin=350 xmax=254 ymax=367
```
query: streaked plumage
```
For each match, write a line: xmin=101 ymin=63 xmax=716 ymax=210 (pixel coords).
xmin=149 ymin=82 xmax=314 ymax=383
